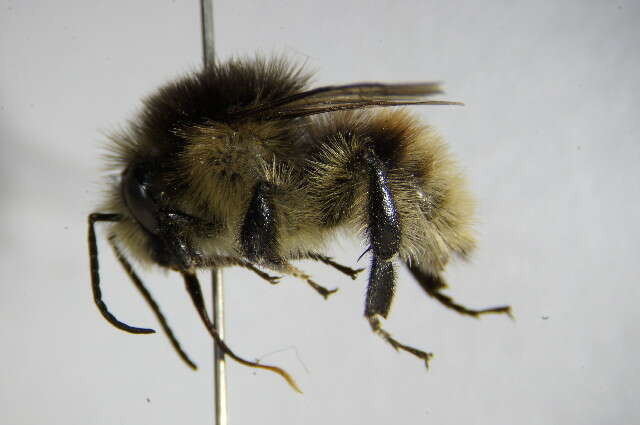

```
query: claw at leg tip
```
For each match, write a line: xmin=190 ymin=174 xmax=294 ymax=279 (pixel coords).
xmin=506 ymin=307 xmax=515 ymax=320
xmin=351 ymin=268 xmax=366 ymax=279
xmin=321 ymin=287 xmax=339 ymax=299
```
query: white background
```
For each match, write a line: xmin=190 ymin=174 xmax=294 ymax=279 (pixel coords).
xmin=1 ymin=1 xmax=639 ymax=424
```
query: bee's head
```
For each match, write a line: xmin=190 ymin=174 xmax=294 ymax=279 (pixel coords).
xmin=120 ymin=162 xmax=197 ymax=271
xmin=121 ymin=163 xmax=160 ymax=235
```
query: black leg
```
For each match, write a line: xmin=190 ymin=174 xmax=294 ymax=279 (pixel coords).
xmin=203 ymin=254 xmax=335 ymax=298
xmin=363 ymin=146 xmax=400 ymax=317
xmin=406 ymin=262 xmax=512 ymax=319
xmin=199 ymin=255 xmax=283 ymax=285
xmin=368 ymin=315 xmax=433 ymax=369
xmin=240 ymin=181 xmax=279 ymax=263
xmin=304 ymin=252 xmax=365 ymax=280
xmin=109 ymin=236 xmax=197 ymax=370
xmin=181 ymin=271 xmax=301 ymax=393
xmin=239 ymin=183 xmax=337 ymax=298
xmin=88 ymin=213 xmax=154 ymax=334
xmin=365 ymin=257 xmax=396 ymax=318
xmin=266 ymin=262 xmax=338 ymax=299
xmin=364 ymin=147 xmax=400 ymax=262
xmin=237 ymin=260 xmax=282 ymax=285
xmin=362 ymin=149 xmax=433 ymax=368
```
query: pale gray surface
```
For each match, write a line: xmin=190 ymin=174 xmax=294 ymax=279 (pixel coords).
xmin=1 ymin=1 xmax=639 ymax=424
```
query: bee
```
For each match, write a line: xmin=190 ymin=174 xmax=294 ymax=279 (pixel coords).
xmin=88 ymin=56 xmax=511 ymax=391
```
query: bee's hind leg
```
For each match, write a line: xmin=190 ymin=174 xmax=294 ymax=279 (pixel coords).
xmin=405 ymin=262 xmax=512 ymax=319
xmin=363 ymin=147 xmax=433 ymax=369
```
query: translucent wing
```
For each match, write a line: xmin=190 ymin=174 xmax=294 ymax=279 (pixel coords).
xmin=230 ymin=82 xmax=463 ymax=121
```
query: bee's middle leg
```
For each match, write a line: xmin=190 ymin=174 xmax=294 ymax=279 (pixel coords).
xmin=240 ymin=180 xmax=335 ymax=298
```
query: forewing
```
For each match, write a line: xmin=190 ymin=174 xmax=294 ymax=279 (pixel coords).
xmin=230 ymin=82 xmax=463 ymax=121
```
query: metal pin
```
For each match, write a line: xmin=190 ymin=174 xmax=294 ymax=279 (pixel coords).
xmin=201 ymin=0 xmax=216 ymax=68
xmin=210 ymin=268 xmax=227 ymax=425
xmin=199 ymin=1 xmax=227 ymax=425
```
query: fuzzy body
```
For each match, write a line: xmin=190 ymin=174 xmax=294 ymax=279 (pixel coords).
xmin=102 ymin=57 xmax=474 ymax=276
xmin=92 ymin=57 xmax=513 ymax=377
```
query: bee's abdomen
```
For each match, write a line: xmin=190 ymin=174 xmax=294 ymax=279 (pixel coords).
xmin=304 ymin=109 xmax=476 ymax=268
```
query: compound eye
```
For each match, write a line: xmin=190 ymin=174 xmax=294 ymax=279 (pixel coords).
xmin=121 ymin=164 xmax=160 ymax=234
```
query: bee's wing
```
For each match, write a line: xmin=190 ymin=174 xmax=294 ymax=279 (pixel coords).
xmin=231 ymin=83 xmax=463 ymax=121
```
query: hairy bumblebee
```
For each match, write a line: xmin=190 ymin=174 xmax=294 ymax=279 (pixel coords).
xmin=88 ymin=57 xmax=511 ymax=391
